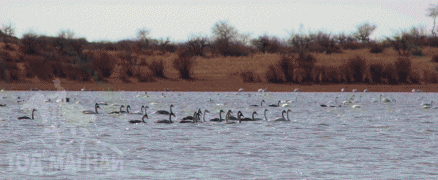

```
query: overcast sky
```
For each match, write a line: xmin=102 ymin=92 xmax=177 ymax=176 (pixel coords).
xmin=0 ymin=0 xmax=436 ymax=42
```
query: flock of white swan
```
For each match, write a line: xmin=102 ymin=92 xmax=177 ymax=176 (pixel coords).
xmin=5 ymin=88 xmax=433 ymax=122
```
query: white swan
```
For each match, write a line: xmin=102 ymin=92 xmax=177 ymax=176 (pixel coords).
xmin=273 ymin=109 xmax=291 ymax=121
xmin=341 ymin=88 xmax=346 ymax=92
xmin=294 ymin=88 xmax=300 ymax=92
xmin=82 ymin=103 xmax=100 ymax=114
xmin=422 ymin=101 xmax=438 ymax=109
xmin=201 ymin=110 xmax=209 ymax=122
xmin=352 ymin=89 xmax=358 ymax=92
xmin=352 ymin=105 xmax=361 ymax=108
xmin=364 ymin=89 xmax=369 ymax=92
xmin=380 ymin=94 xmax=391 ymax=103
xmin=129 ymin=114 xmax=148 ymax=124
xmin=18 ymin=109 xmax=37 ymax=120
xmin=130 ymin=105 xmax=146 ymax=115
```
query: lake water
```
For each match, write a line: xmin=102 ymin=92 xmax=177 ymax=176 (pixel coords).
xmin=0 ymin=91 xmax=437 ymax=179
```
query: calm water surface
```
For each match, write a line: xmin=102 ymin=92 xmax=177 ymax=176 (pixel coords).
xmin=0 ymin=91 xmax=437 ymax=179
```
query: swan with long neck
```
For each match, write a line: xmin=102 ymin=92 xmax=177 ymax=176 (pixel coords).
xmin=130 ymin=105 xmax=145 ymax=115
xmin=129 ymin=114 xmax=148 ymax=124
xmin=422 ymin=101 xmax=438 ymax=109
xmin=109 ymin=105 xmax=125 ymax=114
xmin=243 ymin=109 xmax=269 ymax=121
xmin=250 ymin=100 xmax=265 ymax=107
xmin=155 ymin=112 xmax=176 ymax=124
xmin=273 ymin=110 xmax=291 ymax=121
xmin=182 ymin=108 xmax=202 ymax=120
xmin=202 ymin=110 xmax=209 ymax=122
xmin=83 ymin=103 xmax=99 ymax=114
xmin=180 ymin=112 xmax=198 ymax=123
xmin=154 ymin=104 xmax=174 ymax=115
xmin=225 ymin=110 xmax=236 ymax=124
xmin=210 ymin=110 xmax=225 ymax=122
xmin=268 ymin=100 xmax=281 ymax=107
xmin=18 ymin=109 xmax=37 ymax=120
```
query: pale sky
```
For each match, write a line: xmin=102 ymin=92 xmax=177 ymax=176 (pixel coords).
xmin=0 ymin=0 xmax=436 ymax=43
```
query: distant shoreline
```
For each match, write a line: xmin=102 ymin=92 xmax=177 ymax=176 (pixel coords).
xmin=0 ymin=79 xmax=436 ymax=92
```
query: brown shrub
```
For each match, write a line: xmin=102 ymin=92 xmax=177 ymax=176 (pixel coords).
xmin=147 ymin=59 xmax=166 ymax=78
xmin=91 ymin=51 xmax=115 ymax=78
xmin=369 ymin=43 xmax=385 ymax=54
xmin=342 ymin=41 xmax=362 ymax=50
xmin=173 ymin=57 xmax=194 ymax=79
xmin=296 ymin=54 xmax=316 ymax=83
xmin=432 ymin=54 xmax=438 ymax=63
xmin=369 ymin=63 xmax=384 ymax=83
xmin=265 ymin=65 xmax=283 ymax=83
xmin=345 ymin=56 xmax=367 ymax=83
xmin=278 ymin=55 xmax=295 ymax=82
xmin=383 ymin=65 xmax=398 ymax=84
xmin=320 ymin=68 xmax=342 ymax=83
xmin=28 ymin=60 xmax=53 ymax=81
xmin=423 ymin=69 xmax=438 ymax=84
xmin=240 ymin=71 xmax=261 ymax=83
xmin=135 ymin=66 xmax=155 ymax=82
xmin=394 ymin=58 xmax=412 ymax=84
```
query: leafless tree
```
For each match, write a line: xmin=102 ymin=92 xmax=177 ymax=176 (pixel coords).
xmin=212 ymin=21 xmax=239 ymax=42
xmin=427 ymin=4 xmax=438 ymax=36
xmin=137 ymin=28 xmax=150 ymax=49
xmin=58 ymin=29 xmax=75 ymax=39
xmin=187 ymin=37 xmax=210 ymax=57
xmin=1 ymin=23 xmax=15 ymax=45
xmin=354 ymin=23 xmax=376 ymax=43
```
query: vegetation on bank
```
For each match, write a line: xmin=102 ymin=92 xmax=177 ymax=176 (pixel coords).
xmin=1 ymin=20 xmax=438 ymax=85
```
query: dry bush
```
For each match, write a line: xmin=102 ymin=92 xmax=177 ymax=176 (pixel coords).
xmin=342 ymin=41 xmax=362 ymax=50
xmin=320 ymin=68 xmax=342 ymax=83
xmin=265 ymin=65 xmax=283 ymax=83
xmin=422 ymin=69 xmax=438 ymax=83
xmin=240 ymin=71 xmax=261 ymax=83
xmin=146 ymin=59 xmax=166 ymax=78
xmin=20 ymin=34 xmax=43 ymax=55
xmin=345 ymin=56 xmax=367 ymax=83
xmin=0 ymin=61 xmax=21 ymax=81
xmin=91 ymin=51 xmax=115 ymax=78
xmin=296 ymin=54 xmax=316 ymax=83
xmin=49 ymin=62 xmax=67 ymax=78
xmin=278 ymin=55 xmax=295 ymax=82
xmin=369 ymin=43 xmax=385 ymax=54
xmin=382 ymin=65 xmax=398 ymax=84
xmin=173 ymin=56 xmax=194 ymax=79
xmin=212 ymin=39 xmax=252 ymax=57
xmin=135 ymin=66 xmax=155 ymax=82
xmin=394 ymin=58 xmax=412 ymax=83
xmin=432 ymin=54 xmax=438 ymax=63
xmin=411 ymin=47 xmax=424 ymax=56
xmin=369 ymin=63 xmax=384 ymax=83
xmin=27 ymin=60 xmax=53 ymax=81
